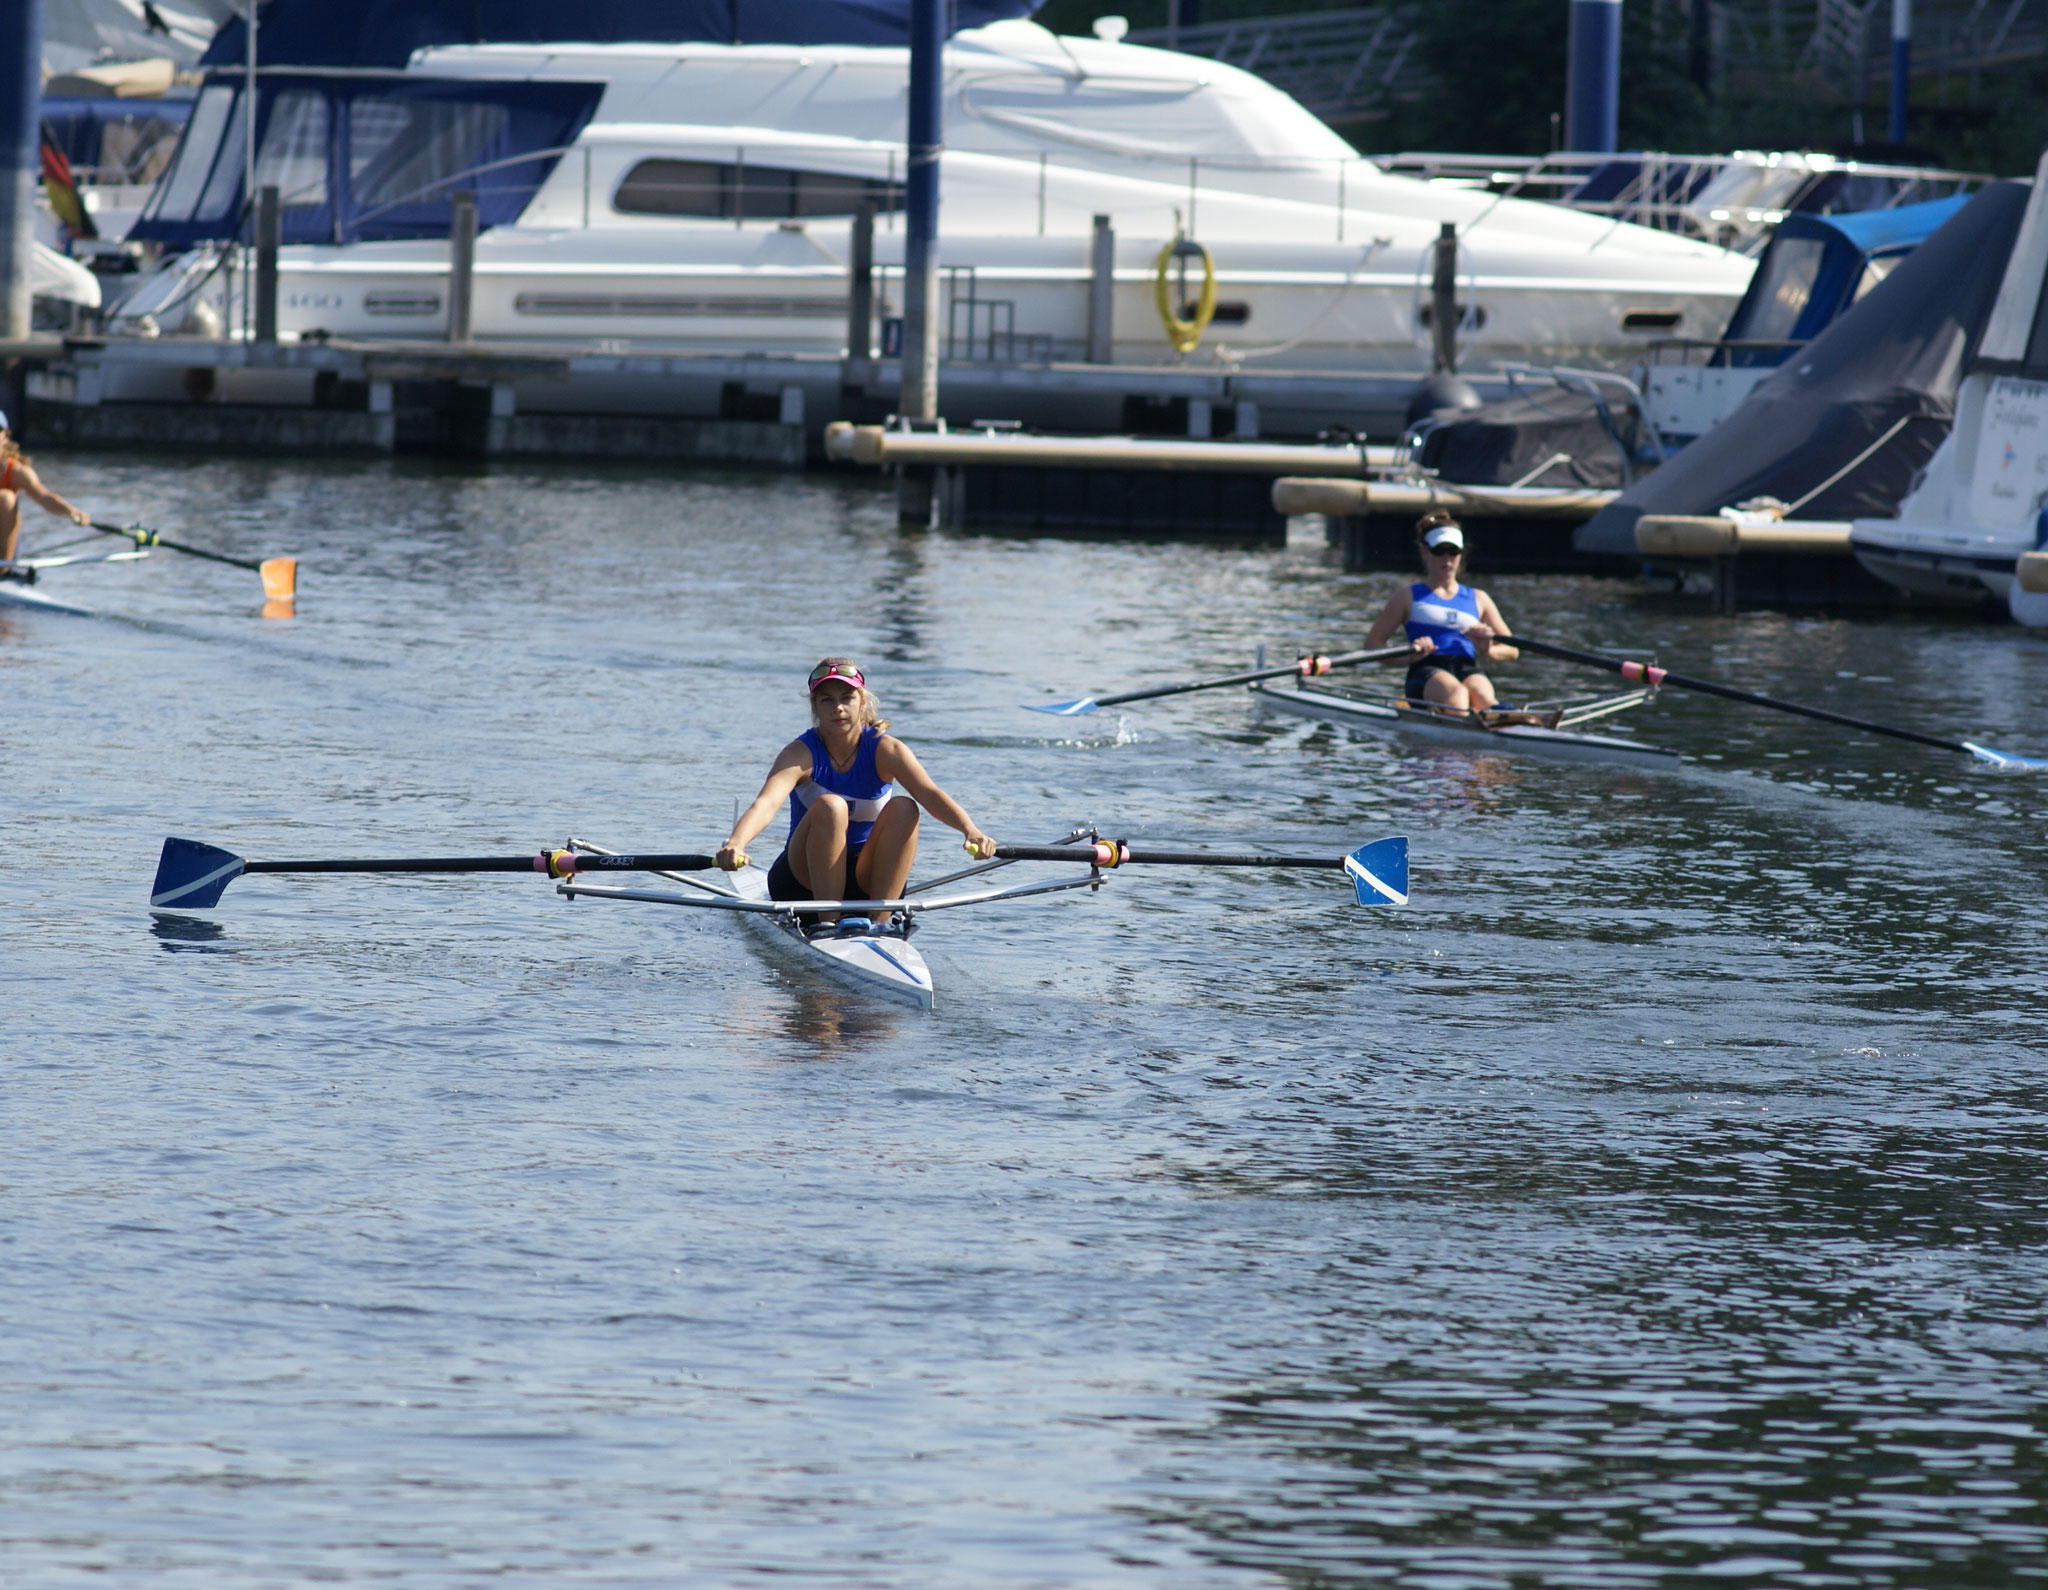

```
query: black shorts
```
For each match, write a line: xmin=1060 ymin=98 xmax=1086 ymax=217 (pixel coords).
xmin=1406 ymin=654 xmax=1484 ymax=699
xmin=767 ymin=842 xmax=867 ymax=904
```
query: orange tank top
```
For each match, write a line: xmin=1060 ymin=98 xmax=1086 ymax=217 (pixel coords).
xmin=0 ymin=459 xmax=14 ymax=492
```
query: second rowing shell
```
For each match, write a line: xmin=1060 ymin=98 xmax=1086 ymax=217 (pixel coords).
xmin=1251 ymin=679 xmax=1681 ymax=767
xmin=729 ymin=863 xmax=937 ymax=1009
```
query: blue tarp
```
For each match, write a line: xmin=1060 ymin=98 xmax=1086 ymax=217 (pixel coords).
xmin=202 ymin=0 xmax=1042 ymax=67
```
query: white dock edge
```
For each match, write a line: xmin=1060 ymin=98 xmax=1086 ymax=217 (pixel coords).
xmin=1636 ymin=514 xmax=1855 ymax=556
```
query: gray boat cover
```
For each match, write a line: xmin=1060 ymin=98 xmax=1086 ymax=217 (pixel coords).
xmin=1576 ymin=179 xmax=2029 ymax=555
xmin=1418 ymin=385 xmax=1649 ymax=490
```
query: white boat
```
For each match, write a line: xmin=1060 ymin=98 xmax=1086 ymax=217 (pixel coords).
xmin=1850 ymin=150 xmax=2048 ymax=625
xmin=0 ymin=548 xmax=150 ymax=616
xmin=1252 ymin=676 xmax=1678 ymax=766
xmin=105 ymin=18 xmax=1754 ymax=384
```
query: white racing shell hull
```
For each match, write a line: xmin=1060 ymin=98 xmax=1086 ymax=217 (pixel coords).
xmin=730 ymin=863 xmax=936 ymax=1009
xmin=0 ymin=577 xmax=95 ymax=617
xmin=1252 ymin=679 xmax=1680 ymax=767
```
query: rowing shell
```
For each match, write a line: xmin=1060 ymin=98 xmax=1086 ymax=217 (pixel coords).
xmin=1252 ymin=677 xmax=1680 ymax=766
xmin=0 ymin=551 xmax=151 ymax=618
xmin=727 ymin=861 xmax=936 ymax=1008
xmin=559 ymin=834 xmax=1112 ymax=1010
xmin=0 ymin=575 xmax=96 ymax=617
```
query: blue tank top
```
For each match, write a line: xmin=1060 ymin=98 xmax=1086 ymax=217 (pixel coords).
xmin=787 ymin=725 xmax=895 ymax=845
xmin=1406 ymin=582 xmax=1482 ymax=659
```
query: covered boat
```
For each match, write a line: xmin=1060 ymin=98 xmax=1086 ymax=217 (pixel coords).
xmin=1575 ymin=180 xmax=2030 ymax=601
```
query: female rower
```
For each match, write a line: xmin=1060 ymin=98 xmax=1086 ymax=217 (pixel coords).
xmin=1363 ymin=511 xmax=1519 ymax=711
xmin=0 ymin=411 xmax=91 ymax=567
xmin=716 ymin=658 xmax=996 ymax=936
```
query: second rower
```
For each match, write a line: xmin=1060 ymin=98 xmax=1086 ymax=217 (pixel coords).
xmin=0 ymin=411 xmax=91 ymax=568
xmin=717 ymin=658 xmax=996 ymax=935
xmin=1364 ymin=512 xmax=1518 ymax=711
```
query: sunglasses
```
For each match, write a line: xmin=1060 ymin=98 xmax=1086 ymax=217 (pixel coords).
xmin=809 ymin=662 xmax=864 ymax=690
xmin=1426 ymin=543 xmax=1463 ymax=557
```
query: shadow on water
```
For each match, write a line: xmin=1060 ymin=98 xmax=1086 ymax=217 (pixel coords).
xmin=149 ymin=912 xmax=235 ymax=952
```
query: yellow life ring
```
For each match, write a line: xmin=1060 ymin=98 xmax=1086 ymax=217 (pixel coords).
xmin=1153 ymin=232 xmax=1216 ymax=355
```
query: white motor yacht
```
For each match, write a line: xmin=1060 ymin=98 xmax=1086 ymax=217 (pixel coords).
xmin=1851 ymin=150 xmax=2048 ymax=625
xmin=107 ymin=18 xmax=1753 ymax=378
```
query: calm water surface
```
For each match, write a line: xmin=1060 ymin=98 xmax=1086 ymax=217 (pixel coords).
xmin=4 ymin=453 xmax=2047 ymax=1587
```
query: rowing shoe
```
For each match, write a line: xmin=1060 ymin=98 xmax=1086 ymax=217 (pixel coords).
xmin=150 ymin=837 xmax=716 ymax=910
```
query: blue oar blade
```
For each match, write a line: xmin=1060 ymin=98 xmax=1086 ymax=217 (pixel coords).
xmin=1023 ymin=698 xmax=1100 ymax=716
xmin=1964 ymin=741 xmax=2048 ymax=772
xmin=1343 ymin=837 xmax=1408 ymax=907
xmin=151 ymin=837 xmax=246 ymax=909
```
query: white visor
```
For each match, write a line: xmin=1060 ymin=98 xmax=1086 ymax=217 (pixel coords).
xmin=1423 ymin=525 xmax=1465 ymax=552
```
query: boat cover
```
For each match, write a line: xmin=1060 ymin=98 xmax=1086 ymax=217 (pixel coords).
xmin=1576 ymin=180 xmax=2030 ymax=555
xmin=201 ymin=0 xmax=1044 ymax=67
xmin=1417 ymin=384 xmax=1650 ymax=490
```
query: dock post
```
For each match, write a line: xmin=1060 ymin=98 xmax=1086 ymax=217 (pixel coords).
xmin=1234 ymin=400 xmax=1258 ymax=438
xmin=845 ymin=201 xmax=875 ymax=386
xmin=1565 ymin=0 xmax=1622 ymax=155
xmin=0 ymin=0 xmax=41 ymax=338
xmin=1187 ymin=398 xmax=1212 ymax=439
xmin=448 ymin=191 xmax=477 ymax=344
xmin=1431 ymin=223 xmax=1458 ymax=374
xmin=255 ymin=185 xmax=280 ymax=345
xmin=1889 ymin=0 xmax=1911 ymax=144
xmin=898 ymin=0 xmax=942 ymax=421
xmin=1087 ymin=214 xmax=1115 ymax=363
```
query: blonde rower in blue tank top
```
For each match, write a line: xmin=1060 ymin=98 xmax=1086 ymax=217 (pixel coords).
xmin=716 ymin=658 xmax=996 ymax=935
xmin=1363 ymin=512 xmax=1519 ymax=710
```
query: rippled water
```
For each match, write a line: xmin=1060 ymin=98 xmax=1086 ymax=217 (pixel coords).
xmin=5 ymin=452 xmax=2047 ymax=1586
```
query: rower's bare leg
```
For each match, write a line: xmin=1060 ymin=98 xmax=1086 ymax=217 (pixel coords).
xmin=1464 ymin=672 xmax=1499 ymax=710
xmin=0 ymin=490 xmax=18 ymax=566
xmin=853 ymin=796 xmax=921 ymax=924
xmin=1423 ymin=671 xmax=1473 ymax=711
xmin=791 ymin=793 xmax=850 ymax=925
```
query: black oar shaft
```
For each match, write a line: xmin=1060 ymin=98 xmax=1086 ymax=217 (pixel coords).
xmin=1090 ymin=645 xmax=1416 ymax=708
xmin=1512 ymin=635 xmax=1971 ymax=755
xmin=91 ymin=520 xmax=264 ymax=574
xmin=993 ymin=843 xmax=1341 ymax=869
xmin=243 ymin=852 xmax=715 ymax=877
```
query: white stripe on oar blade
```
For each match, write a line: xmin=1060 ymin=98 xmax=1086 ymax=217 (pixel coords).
xmin=1344 ymin=837 xmax=1409 ymax=906
xmin=150 ymin=838 xmax=246 ymax=908
xmin=1025 ymin=698 xmax=1098 ymax=715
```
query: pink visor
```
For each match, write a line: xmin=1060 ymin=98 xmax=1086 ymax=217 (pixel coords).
xmin=808 ymin=661 xmax=865 ymax=692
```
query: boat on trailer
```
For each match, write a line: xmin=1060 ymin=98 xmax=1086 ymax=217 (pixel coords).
xmin=1251 ymin=675 xmax=1678 ymax=766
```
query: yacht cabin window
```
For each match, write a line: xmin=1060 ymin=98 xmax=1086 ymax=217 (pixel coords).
xmin=255 ymin=90 xmax=330 ymax=209
xmin=614 ymin=158 xmax=903 ymax=220
xmin=1742 ymin=236 xmax=1826 ymax=343
xmin=150 ymin=83 xmax=234 ymax=223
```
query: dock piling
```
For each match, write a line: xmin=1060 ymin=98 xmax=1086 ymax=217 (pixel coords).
xmin=255 ymin=185 xmax=280 ymax=345
xmin=448 ymin=192 xmax=477 ymax=344
xmin=0 ymin=0 xmax=41 ymax=338
xmin=1088 ymin=215 xmax=1116 ymax=363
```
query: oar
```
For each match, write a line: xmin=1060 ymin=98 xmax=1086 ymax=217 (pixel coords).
xmin=150 ymin=837 xmax=716 ymax=910
xmin=1027 ymin=645 xmax=1416 ymax=715
xmin=89 ymin=521 xmax=297 ymax=603
xmin=991 ymin=836 xmax=1409 ymax=906
xmin=1509 ymin=634 xmax=2048 ymax=770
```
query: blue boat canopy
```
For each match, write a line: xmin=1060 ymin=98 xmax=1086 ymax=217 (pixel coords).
xmin=128 ymin=74 xmax=605 ymax=248
xmin=203 ymin=0 xmax=1042 ymax=68
xmin=1719 ymin=194 xmax=1969 ymax=359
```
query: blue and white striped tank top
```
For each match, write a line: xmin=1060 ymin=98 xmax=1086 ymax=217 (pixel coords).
xmin=788 ymin=725 xmax=895 ymax=845
xmin=1406 ymin=582 xmax=1482 ymax=659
